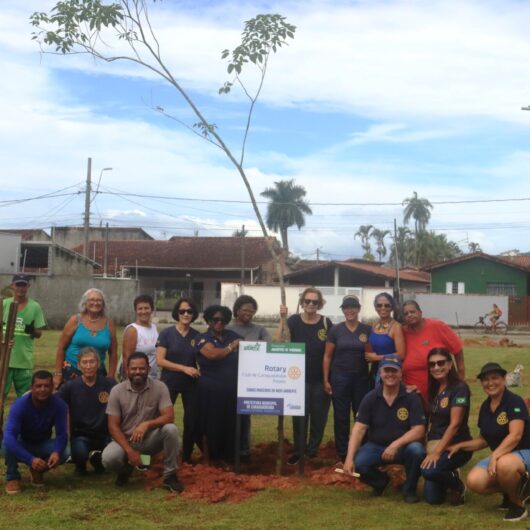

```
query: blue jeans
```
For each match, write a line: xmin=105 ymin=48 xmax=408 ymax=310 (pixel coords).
xmin=71 ymin=435 xmax=109 ymax=469
xmin=3 ymin=438 xmax=70 ymax=481
xmin=421 ymin=450 xmax=472 ymax=504
xmin=292 ymin=380 xmax=331 ymax=457
xmin=330 ymin=371 xmax=371 ymax=458
xmin=354 ymin=441 xmax=426 ymax=495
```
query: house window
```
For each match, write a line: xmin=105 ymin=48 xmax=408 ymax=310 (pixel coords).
xmin=486 ymin=283 xmax=516 ymax=296
xmin=446 ymin=281 xmax=465 ymax=294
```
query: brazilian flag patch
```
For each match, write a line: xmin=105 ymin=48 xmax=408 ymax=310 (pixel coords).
xmin=455 ymin=397 xmax=467 ymax=405
xmin=514 ymin=407 xmax=521 ymax=413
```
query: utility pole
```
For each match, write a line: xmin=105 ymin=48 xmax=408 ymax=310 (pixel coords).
xmin=316 ymin=248 xmax=320 ymax=262
xmin=83 ymin=157 xmax=92 ymax=257
xmin=240 ymin=224 xmax=245 ymax=289
xmin=393 ymin=218 xmax=402 ymax=317
xmin=104 ymin=222 xmax=109 ymax=278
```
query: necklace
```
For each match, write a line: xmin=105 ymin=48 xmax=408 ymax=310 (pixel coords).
xmin=375 ymin=319 xmax=392 ymax=332
xmin=88 ymin=315 xmax=101 ymax=323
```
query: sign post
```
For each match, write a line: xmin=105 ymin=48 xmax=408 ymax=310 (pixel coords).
xmin=236 ymin=341 xmax=305 ymax=475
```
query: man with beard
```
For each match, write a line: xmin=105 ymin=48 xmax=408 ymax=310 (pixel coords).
xmin=101 ymin=352 xmax=183 ymax=493
xmin=3 ymin=370 xmax=69 ymax=494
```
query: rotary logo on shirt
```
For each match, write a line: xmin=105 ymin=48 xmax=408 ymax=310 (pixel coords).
xmin=497 ymin=412 xmax=509 ymax=425
xmin=317 ymin=329 xmax=327 ymax=341
xmin=397 ymin=407 xmax=409 ymax=421
xmin=98 ymin=391 xmax=109 ymax=404
xmin=359 ymin=334 xmax=368 ymax=343
xmin=440 ymin=397 xmax=449 ymax=408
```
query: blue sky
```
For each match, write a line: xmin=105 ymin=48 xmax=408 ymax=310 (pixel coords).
xmin=1 ymin=0 xmax=530 ymax=260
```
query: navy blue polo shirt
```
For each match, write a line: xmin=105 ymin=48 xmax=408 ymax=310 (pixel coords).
xmin=428 ymin=380 xmax=471 ymax=443
xmin=157 ymin=325 xmax=200 ymax=390
xmin=478 ymin=389 xmax=530 ymax=451
xmin=356 ymin=384 xmax=426 ymax=446
xmin=326 ymin=321 xmax=372 ymax=376
xmin=287 ymin=314 xmax=332 ymax=383
xmin=59 ymin=375 xmax=116 ymax=438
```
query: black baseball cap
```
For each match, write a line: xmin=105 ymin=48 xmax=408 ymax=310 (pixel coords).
xmin=340 ymin=294 xmax=360 ymax=308
xmin=477 ymin=362 xmax=507 ymax=380
xmin=12 ymin=273 xmax=31 ymax=285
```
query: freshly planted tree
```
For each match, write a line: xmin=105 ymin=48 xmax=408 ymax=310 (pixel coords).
xmin=260 ymin=179 xmax=312 ymax=253
xmin=31 ymin=1 xmax=296 ymax=472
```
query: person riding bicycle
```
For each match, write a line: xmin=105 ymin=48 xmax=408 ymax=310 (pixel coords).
xmin=488 ymin=304 xmax=502 ymax=331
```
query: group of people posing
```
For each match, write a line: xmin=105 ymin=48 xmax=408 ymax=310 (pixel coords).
xmin=2 ymin=275 xmax=530 ymax=522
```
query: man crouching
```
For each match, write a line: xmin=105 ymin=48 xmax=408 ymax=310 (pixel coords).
xmin=102 ymin=351 xmax=183 ymax=493
xmin=343 ymin=355 xmax=426 ymax=503
xmin=3 ymin=370 xmax=69 ymax=494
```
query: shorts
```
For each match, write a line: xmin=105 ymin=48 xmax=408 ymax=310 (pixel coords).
xmin=475 ymin=449 xmax=530 ymax=470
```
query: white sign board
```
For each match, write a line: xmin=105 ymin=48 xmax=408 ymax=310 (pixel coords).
xmin=237 ymin=341 xmax=305 ymax=416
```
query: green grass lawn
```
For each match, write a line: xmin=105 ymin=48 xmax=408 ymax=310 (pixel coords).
xmin=1 ymin=330 xmax=530 ymax=529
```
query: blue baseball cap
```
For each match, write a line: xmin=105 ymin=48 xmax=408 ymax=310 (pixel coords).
xmin=379 ymin=355 xmax=402 ymax=370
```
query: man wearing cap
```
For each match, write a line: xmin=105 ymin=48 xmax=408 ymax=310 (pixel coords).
xmin=2 ymin=274 xmax=46 ymax=397
xmin=343 ymin=355 xmax=426 ymax=503
xmin=448 ymin=362 xmax=530 ymax=522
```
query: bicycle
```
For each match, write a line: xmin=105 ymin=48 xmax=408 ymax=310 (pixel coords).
xmin=473 ymin=314 xmax=508 ymax=335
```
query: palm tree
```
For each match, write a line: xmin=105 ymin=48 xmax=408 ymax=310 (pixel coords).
xmin=468 ymin=241 xmax=482 ymax=253
xmin=402 ymin=191 xmax=433 ymax=236
xmin=354 ymin=224 xmax=375 ymax=260
xmin=233 ymin=227 xmax=248 ymax=237
xmin=389 ymin=226 xmax=413 ymax=267
xmin=260 ymin=179 xmax=312 ymax=252
xmin=371 ymin=228 xmax=391 ymax=261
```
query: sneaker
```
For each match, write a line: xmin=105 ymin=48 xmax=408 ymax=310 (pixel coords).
xmin=5 ymin=480 xmax=21 ymax=495
xmin=115 ymin=465 xmax=133 ymax=487
xmin=29 ymin=468 xmax=44 ymax=488
xmin=163 ymin=475 xmax=184 ymax=494
xmin=404 ymin=493 xmax=420 ymax=503
xmin=88 ymin=450 xmax=104 ymax=473
xmin=498 ymin=494 xmax=511 ymax=511
xmin=504 ymin=502 xmax=528 ymax=522
xmin=519 ymin=471 xmax=530 ymax=504
xmin=448 ymin=471 xmax=466 ymax=506
xmin=287 ymin=454 xmax=300 ymax=466
xmin=372 ymin=475 xmax=391 ymax=497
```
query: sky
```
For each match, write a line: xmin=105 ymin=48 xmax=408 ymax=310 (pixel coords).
xmin=1 ymin=0 xmax=530 ymax=260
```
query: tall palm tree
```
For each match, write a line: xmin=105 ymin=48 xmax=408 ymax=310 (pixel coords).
xmin=260 ymin=179 xmax=312 ymax=252
xmin=402 ymin=191 xmax=433 ymax=236
xmin=371 ymin=228 xmax=391 ymax=261
xmin=354 ymin=224 xmax=375 ymax=260
xmin=468 ymin=241 xmax=482 ymax=253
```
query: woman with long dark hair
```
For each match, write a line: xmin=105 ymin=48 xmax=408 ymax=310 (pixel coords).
xmin=420 ymin=347 xmax=472 ymax=505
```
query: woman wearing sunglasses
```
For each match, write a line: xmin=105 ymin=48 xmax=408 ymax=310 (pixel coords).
xmin=279 ymin=287 xmax=332 ymax=466
xmin=420 ymin=348 xmax=471 ymax=506
xmin=323 ymin=294 xmax=372 ymax=462
xmin=367 ymin=292 xmax=405 ymax=384
xmin=195 ymin=305 xmax=240 ymax=465
xmin=156 ymin=297 xmax=201 ymax=464
xmin=401 ymin=300 xmax=465 ymax=403
xmin=447 ymin=363 xmax=530 ymax=522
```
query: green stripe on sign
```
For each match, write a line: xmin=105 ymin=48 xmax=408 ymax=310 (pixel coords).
xmin=266 ymin=342 xmax=306 ymax=354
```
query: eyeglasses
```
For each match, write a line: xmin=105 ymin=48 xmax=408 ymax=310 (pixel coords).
xmin=303 ymin=299 xmax=319 ymax=306
xmin=376 ymin=303 xmax=392 ymax=309
xmin=178 ymin=309 xmax=193 ymax=315
xmin=428 ymin=360 xmax=448 ymax=368
xmin=211 ymin=317 xmax=226 ymax=324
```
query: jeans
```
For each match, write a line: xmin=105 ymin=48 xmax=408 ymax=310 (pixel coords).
xmin=3 ymin=438 xmax=70 ymax=481
xmin=292 ymin=380 xmax=331 ymax=457
xmin=354 ymin=441 xmax=426 ymax=495
xmin=102 ymin=424 xmax=179 ymax=478
xmin=330 ymin=371 xmax=371 ymax=458
xmin=71 ymin=435 xmax=109 ymax=469
xmin=421 ymin=450 xmax=472 ymax=504
xmin=168 ymin=383 xmax=197 ymax=461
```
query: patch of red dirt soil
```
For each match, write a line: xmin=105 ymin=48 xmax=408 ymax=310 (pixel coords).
xmin=143 ymin=441 xmax=406 ymax=504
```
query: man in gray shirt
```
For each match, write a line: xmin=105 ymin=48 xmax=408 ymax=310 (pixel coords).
xmin=102 ymin=351 xmax=183 ymax=493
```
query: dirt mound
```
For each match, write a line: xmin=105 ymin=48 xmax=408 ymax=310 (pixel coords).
xmin=143 ymin=441 xmax=406 ymax=503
